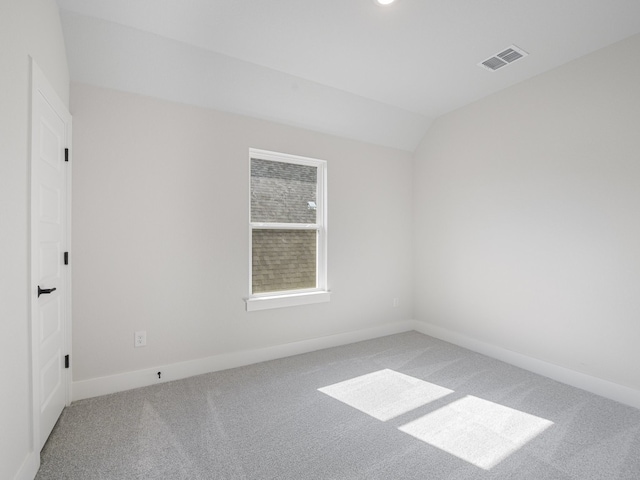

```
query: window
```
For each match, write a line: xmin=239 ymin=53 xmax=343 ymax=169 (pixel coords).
xmin=245 ymin=149 xmax=329 ymax=311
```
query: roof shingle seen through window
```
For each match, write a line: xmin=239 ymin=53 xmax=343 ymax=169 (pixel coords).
xmin=251 ymin=159 xmax=317 ymax=224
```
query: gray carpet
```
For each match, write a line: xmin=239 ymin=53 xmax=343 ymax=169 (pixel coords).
xmin=37 ymin=332 xmax=640 ymax=479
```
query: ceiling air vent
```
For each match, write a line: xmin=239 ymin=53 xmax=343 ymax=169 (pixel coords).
xmin=478 ymin=45 xmax=528 ymax=72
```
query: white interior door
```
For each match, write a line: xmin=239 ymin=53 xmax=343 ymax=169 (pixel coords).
xmin=31 ymin=60 xmax=72 ymax=451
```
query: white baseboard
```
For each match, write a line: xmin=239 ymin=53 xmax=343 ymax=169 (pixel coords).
xmin=72 ymin=320 xmax=416 ymax=402
xmin=14 ymin=451 xmax=39 ymax=480
xmin=414 ymin=321 xmax=640 ymax=410
xmin=72 ymin=319 xmax=640 ymax=410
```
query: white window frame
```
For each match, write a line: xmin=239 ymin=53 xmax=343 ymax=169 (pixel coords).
xmin=245 ymin=148 xmax=329 ymax=311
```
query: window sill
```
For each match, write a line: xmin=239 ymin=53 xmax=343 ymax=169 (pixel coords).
xmin=245 ymin=291 xmax=331 ymax=312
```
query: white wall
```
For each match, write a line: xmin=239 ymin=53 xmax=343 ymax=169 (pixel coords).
xmin=414 ymin=33 xmax=640 ymax=393
xmin=59 ymin=12 xmax=431 ymax=153
xmin=0 ymin=1 xmax=69 ymax=479
xmin=70 ymin=84 xmax=414 ymax=389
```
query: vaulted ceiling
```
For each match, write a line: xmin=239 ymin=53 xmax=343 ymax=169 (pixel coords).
xmin=56 ymin=0 xmax=640 ymax=151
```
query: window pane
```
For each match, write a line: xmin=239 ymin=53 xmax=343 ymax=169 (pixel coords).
xmin=252 ymin=229 xmax=317 ymax=293
xmin=251 ymin=159 xmax=317 ymax=223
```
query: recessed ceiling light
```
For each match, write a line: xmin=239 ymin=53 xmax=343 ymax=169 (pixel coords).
xmin=374 ymin=0 xmax=396 ymax=5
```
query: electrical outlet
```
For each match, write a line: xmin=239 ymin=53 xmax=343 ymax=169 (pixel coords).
xmin=392 ymin=298 xmax=400 ymax=308
xmin=134 ymin=331 xmax=147 ymax=347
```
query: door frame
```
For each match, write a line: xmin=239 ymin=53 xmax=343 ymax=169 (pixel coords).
xmin=30 ymin=58 xmax=73 ymax=452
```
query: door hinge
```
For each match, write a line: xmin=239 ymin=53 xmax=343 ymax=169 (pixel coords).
xmin=64 ymin=252 xmax=69 ymax=265
xmin=64 ymin=354 xmax=70 ymax=369
xmin=65 ymin=148 xmax=69 ymax=162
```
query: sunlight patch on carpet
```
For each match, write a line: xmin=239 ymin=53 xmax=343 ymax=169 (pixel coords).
xmin=318 ymin=369 xmax=453 ymax=421
xmin=398 ymin=395 xmax=554 ymax=470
